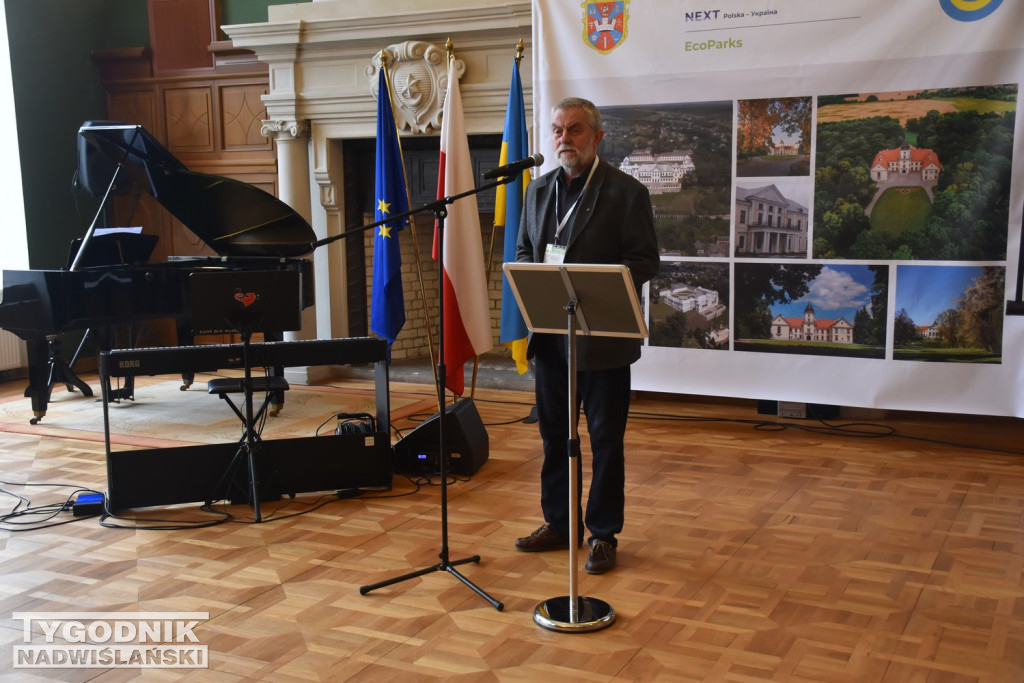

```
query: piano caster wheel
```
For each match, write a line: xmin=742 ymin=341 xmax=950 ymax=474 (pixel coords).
xmin=270 ymin=404 xmax=283 ymax=417
xmin=30 ymin=415 xmax=42 ymax=425
xmin=179 ymin=384 xmax=188 ymax=391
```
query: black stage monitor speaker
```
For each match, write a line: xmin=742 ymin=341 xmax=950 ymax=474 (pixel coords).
xmin=393 ymin=398 xmax=489 ymax=476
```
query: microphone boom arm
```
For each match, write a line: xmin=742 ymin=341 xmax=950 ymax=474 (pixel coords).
xmin=308 ymin=172 xmax=521 ymax=252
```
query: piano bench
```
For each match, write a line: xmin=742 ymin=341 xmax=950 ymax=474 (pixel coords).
xmin=207 ymin=376 xmax=290 ymax=396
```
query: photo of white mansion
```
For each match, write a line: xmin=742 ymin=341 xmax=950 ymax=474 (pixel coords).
xmin=734 ymin=184 xmax=809 ymax=257
xmin=619 ymin=148 xmax=695 ymax=194
xmin=771 ymin=303 xmax=854 ymax=343
xmin=660 ymin=283 xmax=723 ymax=320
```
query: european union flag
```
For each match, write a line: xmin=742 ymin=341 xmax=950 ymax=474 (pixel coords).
xmin=369 ymin=66 xmax=410 ymax=353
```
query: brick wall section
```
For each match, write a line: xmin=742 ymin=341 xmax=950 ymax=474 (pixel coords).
xmin=363 ymin=213 xmax=515 ymax=363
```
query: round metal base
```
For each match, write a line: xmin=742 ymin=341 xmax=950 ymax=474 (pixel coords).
xmin=533 ymin=596 xmax=616 ymax=633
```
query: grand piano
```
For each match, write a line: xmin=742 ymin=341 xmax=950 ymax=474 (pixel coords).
xmin=0 ymin=122 xmax=316 ymax=423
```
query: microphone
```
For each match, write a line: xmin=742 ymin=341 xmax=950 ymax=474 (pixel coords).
xmin=481 ymin=153 xmax=544 ymax=180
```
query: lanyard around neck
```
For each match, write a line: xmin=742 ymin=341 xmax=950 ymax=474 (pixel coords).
xmin=554 ymin=156 xmax=599 ymax=242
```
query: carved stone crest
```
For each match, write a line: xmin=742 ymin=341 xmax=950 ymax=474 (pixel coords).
xmin=366 ymin=41 xmax=464 ymax=134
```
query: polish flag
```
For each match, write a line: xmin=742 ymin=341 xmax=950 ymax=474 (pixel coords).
xmin=434 ymin=57 xmax=493 ymax=395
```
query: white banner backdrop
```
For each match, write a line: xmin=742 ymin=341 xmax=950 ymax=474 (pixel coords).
xmin=531 ymin=0 xmax=1024 ymax=416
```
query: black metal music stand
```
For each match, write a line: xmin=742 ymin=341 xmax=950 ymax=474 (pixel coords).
xmin=503 ymin=262 xmax=648 ymax=633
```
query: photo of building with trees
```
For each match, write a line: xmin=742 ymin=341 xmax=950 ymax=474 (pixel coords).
xmin=648 ymin=261 xmax=729 ymax=350
xmin=599 ymin=102 xmax=733 ymax=257
xmin=893 ymin=265 xmax=1004 ymax=363
xmin=771 ymin=303 xmax=853 ymax=344
xmin=736 ymin=96 xmax=812 ymax=177
xmin=733 ymin=263 xmax=887 ymax=359
xmin=813 ymin=85 xmax=1016 ymax=261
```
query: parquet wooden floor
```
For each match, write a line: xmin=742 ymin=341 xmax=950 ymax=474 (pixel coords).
xmin=0 ymin=371 xmax=1021 ymax=681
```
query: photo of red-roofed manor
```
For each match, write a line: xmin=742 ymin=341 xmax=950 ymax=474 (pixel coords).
xmin=770 ymin=302 xmax=853 ymax=343
xmin=812 ymin=85 xmax=1015 ymax=260
xmin=870 ymin=141 xmax=942 ymax=183
xmin=733 ymin=263 xmax=887 ymax=359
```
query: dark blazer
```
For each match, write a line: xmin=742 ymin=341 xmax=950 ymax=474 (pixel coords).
xmin=516 ymin=158 xmax=660 ymax=371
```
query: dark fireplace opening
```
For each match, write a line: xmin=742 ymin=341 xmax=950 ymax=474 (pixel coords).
xmin=341 ymin=134 xmax=502 ymax=356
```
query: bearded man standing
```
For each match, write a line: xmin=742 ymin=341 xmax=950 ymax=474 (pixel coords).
xmin=514 ymin=97 xmax=659 ymax=574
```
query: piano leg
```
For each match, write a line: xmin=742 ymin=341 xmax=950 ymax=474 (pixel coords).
xmin=23 ymin=337 xmax=93 ymax=424
xmin=46 ymin=335 xmax=93 ymax=398
xmin=175 ymin=321 xmax=196 ymax=390
xmin=24 ymin=340 xmax=50 ymax=424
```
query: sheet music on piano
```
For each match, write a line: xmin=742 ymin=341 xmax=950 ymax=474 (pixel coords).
xmin=97 ymin=226 xmax=143 ymax=234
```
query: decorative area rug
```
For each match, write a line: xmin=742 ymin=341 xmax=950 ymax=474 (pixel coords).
xmin=0 ymin=373 xmax=433 ymax=449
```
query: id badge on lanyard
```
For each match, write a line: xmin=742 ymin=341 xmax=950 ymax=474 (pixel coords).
xmin=543 ymin=157 xmax=598 ymax=266
xmin=543 ymin=244 xmax=567 ymax=264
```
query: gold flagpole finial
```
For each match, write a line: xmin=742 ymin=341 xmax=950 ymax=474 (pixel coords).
xmin=515 ymin=39 xmax=524 ymax=65
xmin=380 ymin=49 xmax=393 ymax=100
xmin=446 ymin=38 xmax=454 ymax=62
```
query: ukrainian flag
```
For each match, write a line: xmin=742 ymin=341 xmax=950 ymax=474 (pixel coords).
xmin=495 ymin=59 xmax=530 ymax=374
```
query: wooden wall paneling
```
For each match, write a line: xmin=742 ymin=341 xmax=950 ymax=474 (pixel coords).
xmin=147 ymin=0 xmax=219 ymax=74
xmin=163 ymin=83 xmax=216 ymax=154
xmin=218 ymin=81 xmax=272 ymax=151
xmin=105 ymin=89 xmax=159 ymax=131
xmin=92 ymin=47 xmax=153 ymax=83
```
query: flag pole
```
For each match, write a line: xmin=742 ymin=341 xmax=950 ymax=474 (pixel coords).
xmin=484 ymin=41 xmax=524 ymax=282
xmin=476 ymin=40 xmax=527 ymax=396
xmin=444 ymin=39 xmax=456 ymax=409
xmin=381 ymin=49 xmax=439 ymax=387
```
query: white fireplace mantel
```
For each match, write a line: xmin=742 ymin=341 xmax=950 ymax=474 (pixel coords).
xmin=223 ymin=0 xmax=533 ymax=374
xmin=226 ymin=0 xmax=532 ymax=137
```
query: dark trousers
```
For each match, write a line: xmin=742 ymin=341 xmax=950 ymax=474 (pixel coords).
xmin=533 ymin=335 xmax=631 ymax=547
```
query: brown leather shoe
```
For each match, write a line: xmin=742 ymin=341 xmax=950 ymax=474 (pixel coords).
xmin=585 ymin=540 xmax=616 ymax=574
xmin=515 ymin=523 xmax=569 ymax=552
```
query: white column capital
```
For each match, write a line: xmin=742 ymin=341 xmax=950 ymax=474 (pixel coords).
xmin=261 ymin=119 xmax=310 ymax=140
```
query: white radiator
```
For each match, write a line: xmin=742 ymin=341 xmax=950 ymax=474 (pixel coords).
xmin=0 ymin=329 xmax=25 ymax=370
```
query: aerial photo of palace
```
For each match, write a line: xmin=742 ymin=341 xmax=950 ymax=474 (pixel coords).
xmin=619 ymin=148 xmax=695 ymax=195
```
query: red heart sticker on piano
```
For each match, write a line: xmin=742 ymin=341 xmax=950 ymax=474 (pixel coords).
xmin=234 ymin=292 xmax=258 ymax=307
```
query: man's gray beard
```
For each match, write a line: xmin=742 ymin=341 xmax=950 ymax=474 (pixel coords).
xmin=558 ymin=151 xmax=583 ymax=176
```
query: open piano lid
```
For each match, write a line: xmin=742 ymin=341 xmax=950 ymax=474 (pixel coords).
xmin=78 ymin=122 xmax=316 ymax=258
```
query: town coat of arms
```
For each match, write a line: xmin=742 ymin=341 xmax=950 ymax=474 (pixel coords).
xmin=583 ymin=1 xmax=628 ymax=54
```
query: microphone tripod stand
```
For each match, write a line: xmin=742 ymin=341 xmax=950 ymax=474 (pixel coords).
xmin=317 ymin=177 xmax=514 ymax=610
